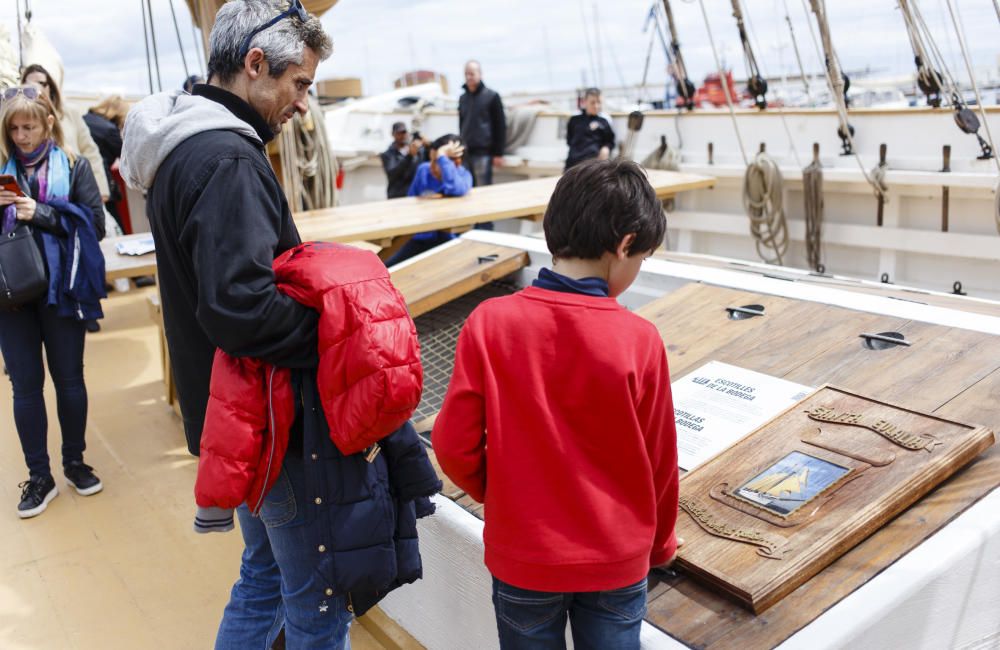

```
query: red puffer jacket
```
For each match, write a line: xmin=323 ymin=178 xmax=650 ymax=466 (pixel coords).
xmin=195 ymin=242 xmax=423 ymax=513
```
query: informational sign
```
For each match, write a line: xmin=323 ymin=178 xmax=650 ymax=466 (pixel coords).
xmin=672 ymin=361 xmax=812 ymax=470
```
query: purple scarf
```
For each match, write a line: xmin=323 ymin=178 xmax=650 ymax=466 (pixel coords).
xmin=3 ymin=140 xmax=54 ymax=234
xmin=14 ymin=139 xmax=54 ymax=169
xmin=1 ymin=204 xmax=14 ymax=235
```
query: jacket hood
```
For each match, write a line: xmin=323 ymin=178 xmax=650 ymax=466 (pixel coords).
xmin=120 ymin=91 xmax=261 ymax=192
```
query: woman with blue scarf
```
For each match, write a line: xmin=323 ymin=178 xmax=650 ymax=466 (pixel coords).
xmin=0 ymin=87 xmax=107 ymax=519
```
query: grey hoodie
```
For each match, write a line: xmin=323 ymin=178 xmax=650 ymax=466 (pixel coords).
xmin=120 ymin=91 xmax=262 ymax=192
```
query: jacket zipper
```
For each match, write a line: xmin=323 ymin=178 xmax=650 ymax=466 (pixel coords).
xmin=252 ymin=366 xmax=279 ymax=515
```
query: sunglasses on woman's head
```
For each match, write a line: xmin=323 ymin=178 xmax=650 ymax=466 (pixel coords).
xmin=238 ymin=0 xmax=309 ymax=59
xmin=1 ymin=86 xmax=41 ymax=103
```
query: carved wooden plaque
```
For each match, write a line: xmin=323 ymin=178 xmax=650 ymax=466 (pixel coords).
xmin=674 ymin=385 xmax=995 ymax=613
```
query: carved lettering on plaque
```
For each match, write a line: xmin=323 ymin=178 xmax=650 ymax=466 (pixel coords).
xmin=805 ymin=406 xmax=942 ymax=452
xmin=679 ymin=495 xmax=788 ymax=559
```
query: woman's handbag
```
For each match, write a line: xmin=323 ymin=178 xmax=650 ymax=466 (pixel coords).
xmin=0 ymin=223 xmax=48 ymax=308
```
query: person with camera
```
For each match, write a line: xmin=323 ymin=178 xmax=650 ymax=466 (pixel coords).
xmin=383 ymin=133 xmax=472 ymax=266
xmin=380 ymin=121 xmax=424 ymax=199
xmin=0 ymin=86 xmax=107 ymax=519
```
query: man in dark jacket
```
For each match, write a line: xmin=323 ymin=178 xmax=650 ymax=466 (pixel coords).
xmin=380 ymin=121 xmax=423 ymax=198
xmin=458 ymin=60 xmax=506 ymax=187
xmin=120 ymin=2 xmax=370 ymax=648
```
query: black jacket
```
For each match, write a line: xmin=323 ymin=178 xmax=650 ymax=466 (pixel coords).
xmin=565 ymin=112 xmax=615 ymax=170
xmin=14 ymin=155 xmax=106 ymax=241
xmin=145 ymin=85 xmax=319 ymax=455
xmin=458 ymin=82 xmax=506 ymax=157
xmin=379 ymin=144 xmax=420 ymax=199
xmin=299 ymin=371 xmax=441 ymax=616
xmin=82 ymin=111 xmax=123 ymax=203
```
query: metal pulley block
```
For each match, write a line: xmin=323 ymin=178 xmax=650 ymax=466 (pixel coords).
xmin=837 ymin=123 xmax=855 ymax=156
xmin=747 ymin=75 xmax=768 ymax=110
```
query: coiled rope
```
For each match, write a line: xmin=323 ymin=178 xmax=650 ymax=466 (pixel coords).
xmin=279 ymin=95 xmax=338 ymax=212
xmin=802 ymin=150 xmax=823 ymax=272
xmin=742 ymin=152 xmax=789 ymax=266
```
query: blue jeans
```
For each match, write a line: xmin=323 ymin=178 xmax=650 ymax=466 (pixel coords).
xmin=492 ymin=577 xmax=647 ymax=650
xmin=0 ymin=299 xmax=87 ymax=478
xmin=215 ymin=456 xmax=353 ymax=650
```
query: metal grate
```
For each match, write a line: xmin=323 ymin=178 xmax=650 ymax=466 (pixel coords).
xmin=412 ymin=281 xmax=519 ymax=427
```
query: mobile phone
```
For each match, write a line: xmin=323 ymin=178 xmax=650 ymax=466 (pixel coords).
xmin=0 ymin=174 xmax=25 ymax=197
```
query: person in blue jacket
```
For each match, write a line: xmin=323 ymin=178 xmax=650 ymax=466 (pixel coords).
xmin=384 ymin=133 xmax=472 ymax=267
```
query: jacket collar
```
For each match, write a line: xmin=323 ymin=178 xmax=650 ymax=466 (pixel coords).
xmin=193 ymin=84 xmax=275 ymax=145
xmin=462 ymin=81 xmax=487 ymax=95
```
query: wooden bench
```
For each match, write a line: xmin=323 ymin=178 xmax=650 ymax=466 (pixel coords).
xmin=390 ymin=239 xmax=529 ymax=319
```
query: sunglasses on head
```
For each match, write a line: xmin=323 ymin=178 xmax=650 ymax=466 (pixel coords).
xmin=238 ymin=0 xmax=309 ymax=60
xmin=1 ymin=86 xmax=41 ymax=103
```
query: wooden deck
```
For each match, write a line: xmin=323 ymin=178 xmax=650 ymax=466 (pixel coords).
xmin=0 ymin=290 xmax=420 ymax=650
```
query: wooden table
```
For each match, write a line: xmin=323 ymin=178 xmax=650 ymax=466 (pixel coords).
xmin=102 ymin=234 xmax=158 ymax=281
xmin=99 ymin=170 xmax=714 ymax=280
xmin=294 ymin=169 xmax=714 ymax=250
xmin=632 ymin=283 xmax=1000 ymax=648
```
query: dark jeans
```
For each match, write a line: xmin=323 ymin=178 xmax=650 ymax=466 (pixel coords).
xmin=0 ymin=299 xmax=88 ymax=478
xmin=465 ymin=154 xmax=497 ymax=231
xmin=383 ymin=232 xmax=455 ymax=267
xmin=466 ymin=153 xmax=494 ymax=187
xmin=492 ymin=577 xmax=647 ymax=650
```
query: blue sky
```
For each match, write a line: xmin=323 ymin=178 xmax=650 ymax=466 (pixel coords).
xmin=1 ymin=0 xmax=996 ymax=98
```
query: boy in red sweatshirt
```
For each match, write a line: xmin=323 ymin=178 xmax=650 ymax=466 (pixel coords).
xmin=433 ymin=159 xmax=680 ymax=649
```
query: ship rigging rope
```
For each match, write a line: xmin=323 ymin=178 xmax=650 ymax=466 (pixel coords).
xmin=943 ymin=0 xmax=1000 ymax=176
xmin=191 ymin=21 xmax=205 ymax=73
xmin=730 ymin=0 xmax=767 ymax=108
xmin=897 ymin=0 xmax=944 ymax=105
xmin=802 ymin=153 xmax=824 ymax=272
xmin=145 ymin=0 xmax=163 ymax=92
xmin=167 ymin=0 xmax=190 ymax=80
xmin=139 ymin=0 xmax=155 ymax=94
xmin=697 ymin=0 xmax=787 ymax=265
xmin=662 ymin=0 xmax=695 ymax=106
xmin=808 ymin=0 xmax=886 ymax=205
xmin=743 ymin=3 xmax=803 ymax=167
xmin=782 ymin=0 xmax=812 ymax=102
xmin=695 ymin=0 xmax=747 ymax=165
xmin=941 ymin=0 xmax=1000 ymax=234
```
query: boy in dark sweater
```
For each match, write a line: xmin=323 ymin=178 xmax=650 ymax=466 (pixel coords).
xmin=433 ymin=159 xmax=680 ymax=649
xmin=565 ymin=88 xmax=615 ymax=170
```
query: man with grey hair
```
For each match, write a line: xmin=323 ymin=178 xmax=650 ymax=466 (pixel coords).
xmin=121 ymin=2 xmax=358 ymax=647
